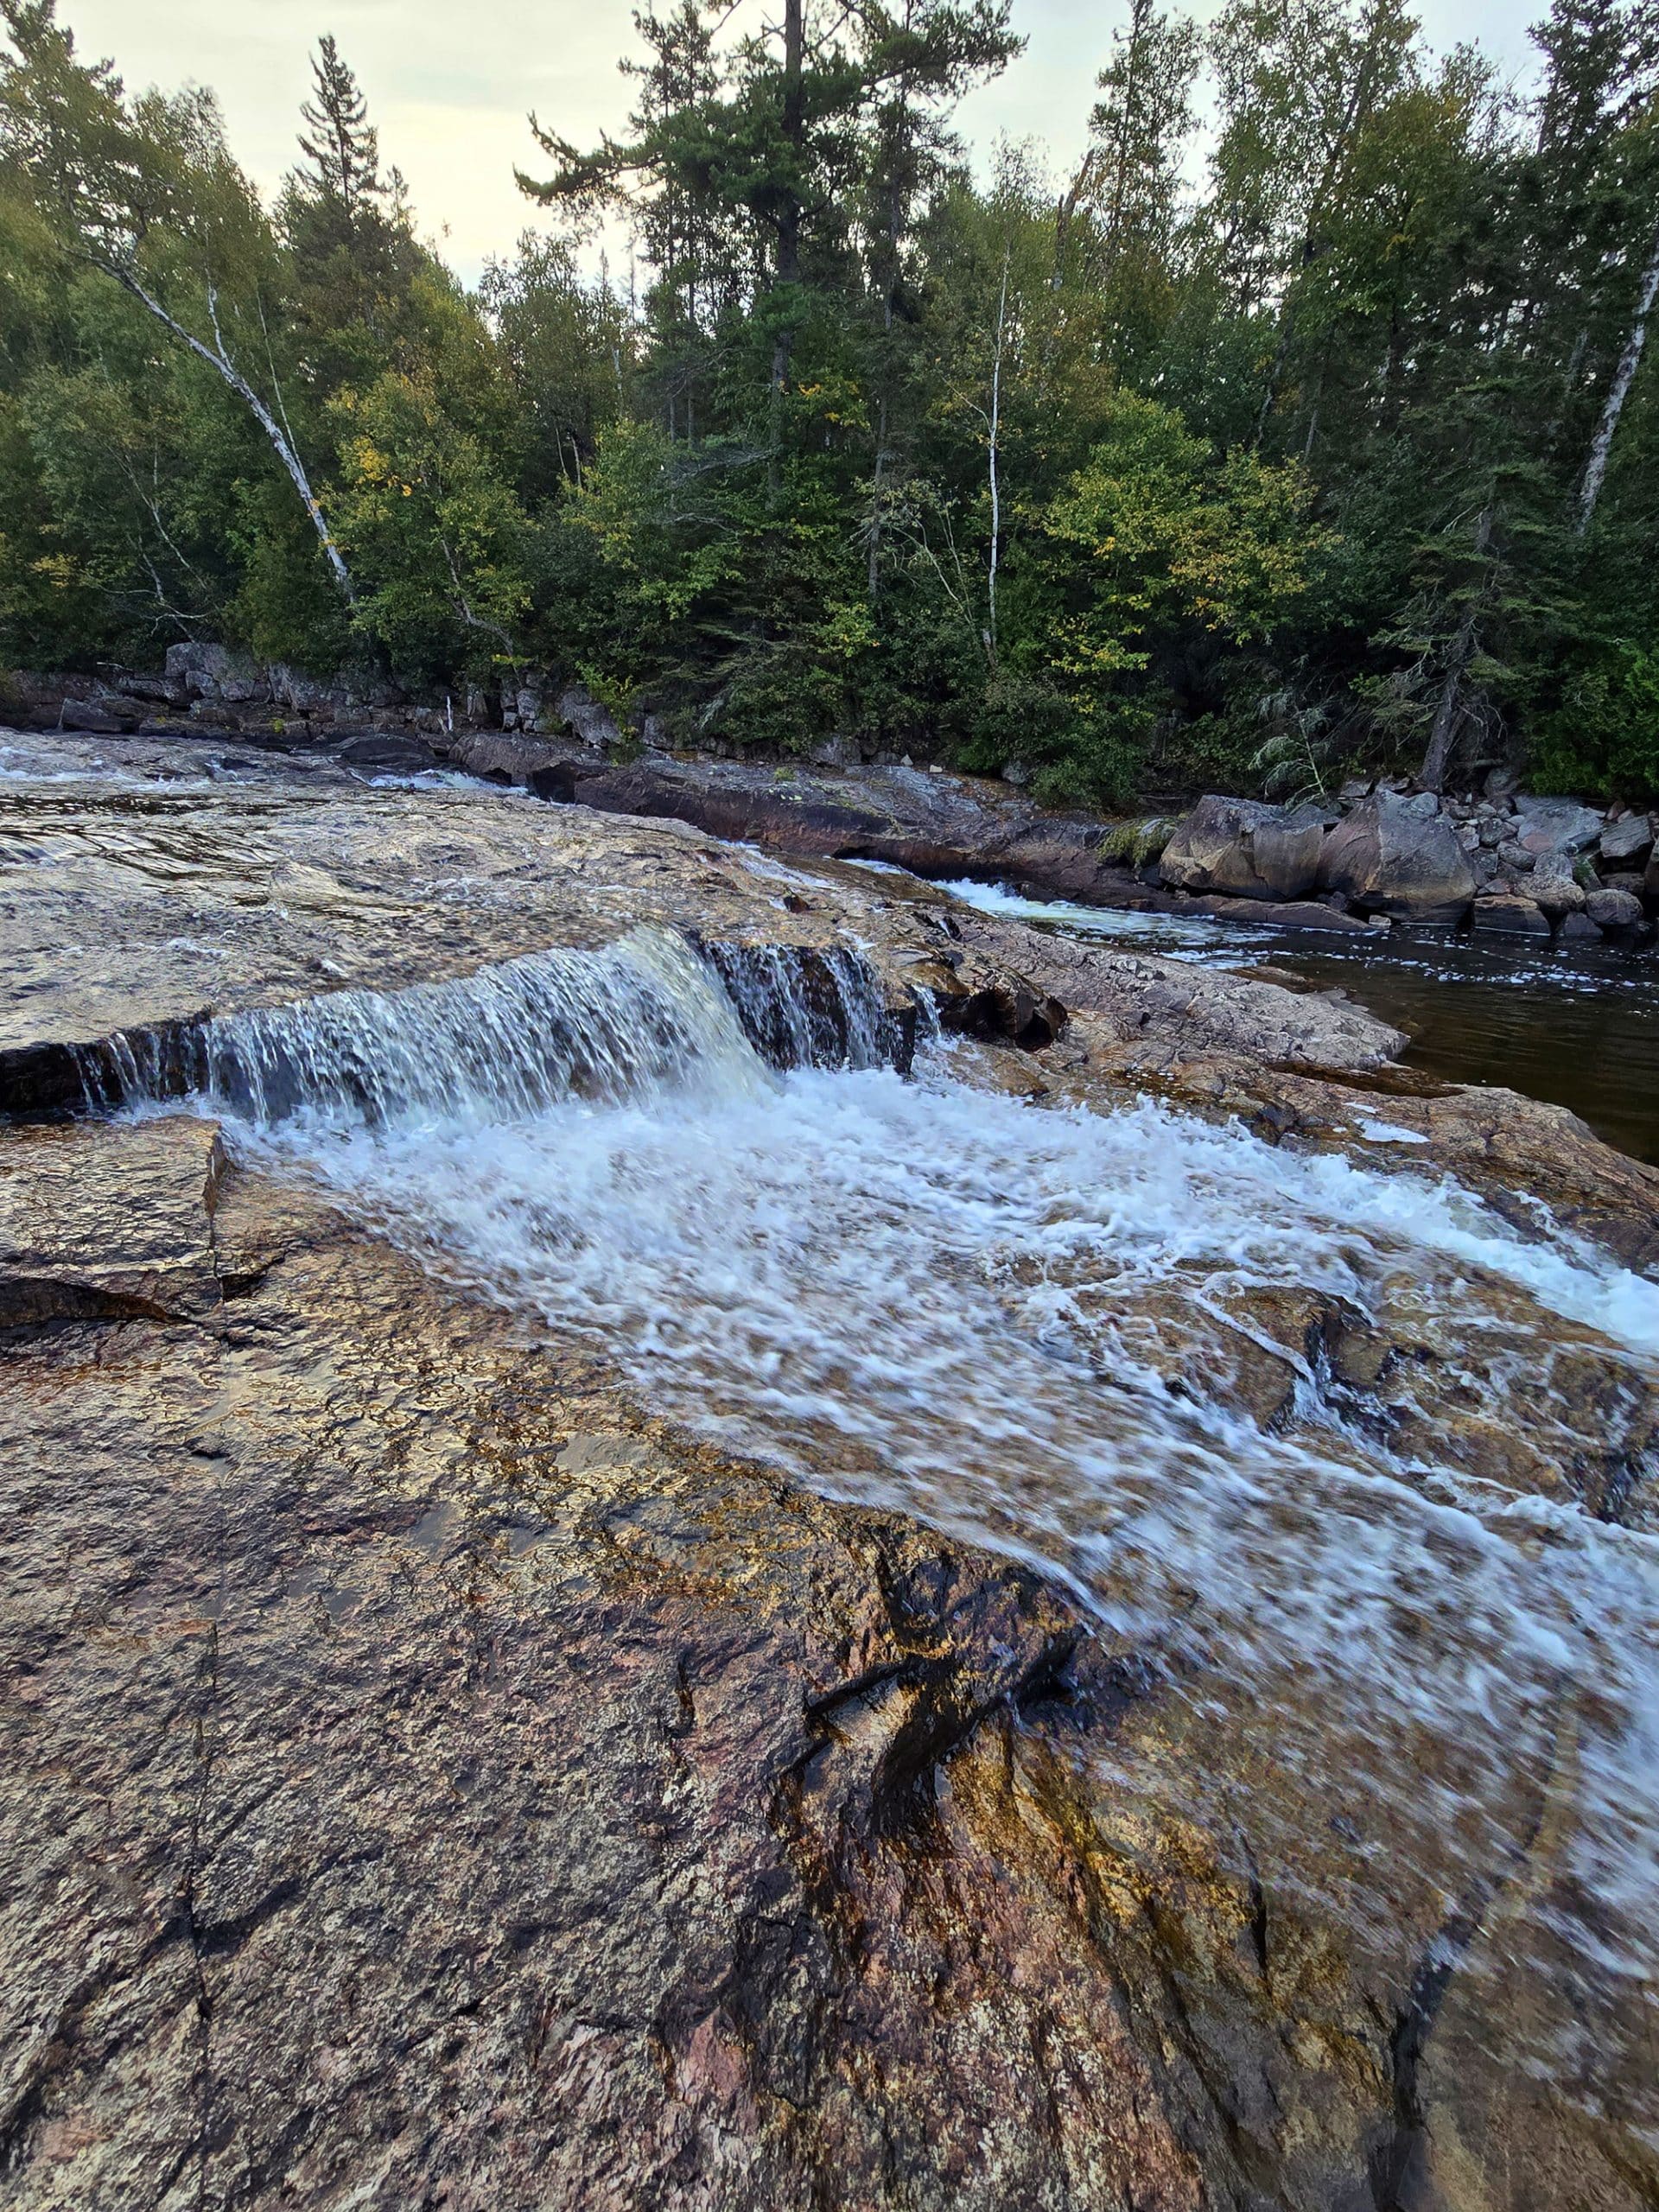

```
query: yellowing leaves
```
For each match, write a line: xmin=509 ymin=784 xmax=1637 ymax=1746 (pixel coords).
xmin=1035 ymin=391 xmax=1330 ymax=693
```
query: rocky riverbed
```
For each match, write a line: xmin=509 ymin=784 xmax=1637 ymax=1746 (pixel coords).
xmin=4 ymin=728 xmax=1659 ymax=2212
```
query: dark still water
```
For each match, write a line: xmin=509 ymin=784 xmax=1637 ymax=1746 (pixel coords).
xmin=938 ymin=880 xmax=1659 ymax=1167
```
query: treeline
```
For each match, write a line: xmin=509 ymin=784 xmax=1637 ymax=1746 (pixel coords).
xmin=1 ymin=0 xmax=1657 ymax=802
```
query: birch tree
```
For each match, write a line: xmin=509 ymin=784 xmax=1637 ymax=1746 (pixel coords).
xmin=0 ymin=0 xmax=355 ymax=604
xmin=1576 ymin=213 xmax=1659 ymax=530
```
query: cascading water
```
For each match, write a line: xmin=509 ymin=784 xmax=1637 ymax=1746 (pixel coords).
xmin=79 ymin=926 xmax=907 ymax=1120
xmin=116 ymin=920 xmax=1659 ymax=2107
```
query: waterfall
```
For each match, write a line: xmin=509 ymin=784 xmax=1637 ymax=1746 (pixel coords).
xmin=96 ymin=912 xmax=1659 ymax=2098
xmin=79 ymin=926 xmax=911 ymax=1124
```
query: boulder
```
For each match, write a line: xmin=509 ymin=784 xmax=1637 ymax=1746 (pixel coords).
xmin=1252 ymin=805 xmax=1332 ymax=896
xmin=1317 ymin=791 xmax=1477 ymax=920
xmin=1471 ymin=894 xmax=1550 ymax=938
xmin=164 ymin=640 xmax=270 ymax=704
xmin=1159 ymin=795 xmax=1325 ymax=900
xmin=56 ymin=698 xmax=124 ymax=736
xmin=1585 ymin=887 xmax=1646 ymax=931
xmin=1193 ymin=894 xmax=1381 ymax=933
xmin=1510 ymin=796 xmax=1604 ymax=857
xmin=1529 ymin=855 xmax=1586 ymax=918
xmin=807 ymin=734 xmax=863 ymax=769
xmin=558 ymin=679 xmax=622 ymax=750
xmin=1558 ymin=911 xmax=1601 ymax=943
xmin=336 ymin=733 xmax=440 ymax=774
xmin=270 ymin=664 xmax=343 ymax=715
xmin=1599 ymin=812 xmax=1655 ymax=868
xmin=111 ymin=671 xmax=178 ymax=704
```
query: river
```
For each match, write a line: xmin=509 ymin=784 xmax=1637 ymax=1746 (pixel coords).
xmin=937 ymin=876 xmax=1659 ymax=1166
xmin=106 ymin=915 xmax=1658 ymax=2132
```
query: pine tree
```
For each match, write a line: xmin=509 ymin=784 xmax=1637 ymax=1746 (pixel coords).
xmin=1084 ymin=0 xmax=1199 ymax=284
xmin=294 ymin=35 xmax=385 ymax=238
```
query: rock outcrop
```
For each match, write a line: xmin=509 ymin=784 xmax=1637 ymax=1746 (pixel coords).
xmin=1155 ymin=785 xmax=1658 ymax=943
xmin=3 ymin=729 xmax=1659 ymax=2211
xmin=1157 ymin=794 xmax=1328 ymax=900
xmin=445 ymin=729 xmax=1173 ymax=908
xmin=8 ymin=661 xmax=1658 ymax=946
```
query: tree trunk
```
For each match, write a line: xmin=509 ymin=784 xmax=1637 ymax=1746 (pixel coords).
xmin=1575 ymin=213 xmax=1659 ymax=535
xmin=868 ymin=393 xmax=888 ymax=603
xmin=1254 ymin=8 xmax=1387 ymax=447
xmin=986 ymin=246 xmax=1009 ymax=664
xmin=868 ymin=126 xmax=909 ymax=604
xmin=1419 ymin=500 xmax=1495 ymax=792
xmin=767 ymin=0 xmax=805 ymax=495
xmin=100 ymin=262 xmax=356 ymax=606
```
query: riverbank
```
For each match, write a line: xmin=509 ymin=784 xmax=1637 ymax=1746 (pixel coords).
xmin=14 ymin=658 xmax=1656 ymax=949
xmin=5 ymin=727 xmax=1659 ymax=2211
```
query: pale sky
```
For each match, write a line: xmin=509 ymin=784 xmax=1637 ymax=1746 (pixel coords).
xmin=62 ymin=0 xmax=1540 ymax=285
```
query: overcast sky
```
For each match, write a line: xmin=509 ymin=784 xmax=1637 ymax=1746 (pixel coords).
xmin=62 ymin=0 xmax=1541 ymax=285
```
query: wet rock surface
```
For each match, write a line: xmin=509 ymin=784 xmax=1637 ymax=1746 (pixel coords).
xmin=447 ymin=727 xmax=1166 ymax=906
xmin=3 ymin=731 xmax=1659 ymax=2211
xmin=0 ymin=731 xmax=1399 ymax=1111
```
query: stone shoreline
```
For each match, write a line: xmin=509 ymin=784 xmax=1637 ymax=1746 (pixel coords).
xmin=13 ymin=652 xmax=1656 ymax=946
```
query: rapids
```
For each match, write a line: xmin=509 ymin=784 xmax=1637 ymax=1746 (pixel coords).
xmin=130 ymin=925 xmax=1659 ymax=2094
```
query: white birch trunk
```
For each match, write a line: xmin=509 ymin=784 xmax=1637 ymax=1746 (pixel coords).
xmin=99 ymin=260 xmax=356 ymax=604
xmin=986 ymin=246 xmax=1009 ymax=664
xmin=1575 ymin=215 xmax=1659 ymax=536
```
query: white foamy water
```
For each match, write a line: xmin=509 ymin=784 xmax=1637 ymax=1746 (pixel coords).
xmin=938 ymin=873 xmax=1248 ymax=958
xmin=149 ymin=927 xmax=1659 ymax=2050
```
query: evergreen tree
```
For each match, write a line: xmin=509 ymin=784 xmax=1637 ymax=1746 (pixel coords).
xmin=3 ymin=0 xmax=1657 ymax=798
xmin=294 ymin=34 xmax=384 ymax=235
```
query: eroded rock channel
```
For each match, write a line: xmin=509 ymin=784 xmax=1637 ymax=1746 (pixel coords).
xmin=3 ymin=733 xmax=1658 ymax=2212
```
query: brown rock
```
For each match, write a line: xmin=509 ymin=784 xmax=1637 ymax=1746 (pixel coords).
xmin=1585 ymin=887 xmax=1645 ymax=931
xmin=1194 ymin=893 xmax=1380 ymax=932
xmin=1158 ymin=794 xmax=1325 ymax=900
xmin=1529 ymin=855 xmax=1586 ymax=918
xmin=951 ymin=909 xmax=1404 ymax=1069
xmin=442 ymin=733 xmax=1165 ymax=910
xmin=1318 ymin=793 xmax=1477 ymax=920
xmin=5 ymin=728 xmax=1659 ymax=2212
xmin=1471 ymin=894 xmax=1550 ymax=937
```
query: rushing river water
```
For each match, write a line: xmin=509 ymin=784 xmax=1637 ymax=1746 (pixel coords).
xmin=111 ymin=921 xmax=1659 ymax=2118
xmin=938 ymin=876 xmax=1659 ymax=1166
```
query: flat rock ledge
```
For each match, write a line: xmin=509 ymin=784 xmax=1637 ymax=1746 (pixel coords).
xmin=3 ymin=733 xmax=1658 ymax=2212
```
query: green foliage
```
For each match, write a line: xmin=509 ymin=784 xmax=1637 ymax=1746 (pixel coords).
xmin=0 ymin=0 xmax=1656 ymax=812
xmin=332 ymin=363 xmax=537 ymax=681
xmin=1530 ymin=643 xmax=1659 ymax=798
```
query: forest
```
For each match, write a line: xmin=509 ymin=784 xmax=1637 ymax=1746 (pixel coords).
xmin=0 ymin=0 xmax=1656 ymax=804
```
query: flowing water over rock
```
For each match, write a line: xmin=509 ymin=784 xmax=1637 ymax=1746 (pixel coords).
xmin=122 ymin=926 xmax=1659 ymax=2138
xmin=10 ymin=732 xmax=1659 ymax=2208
